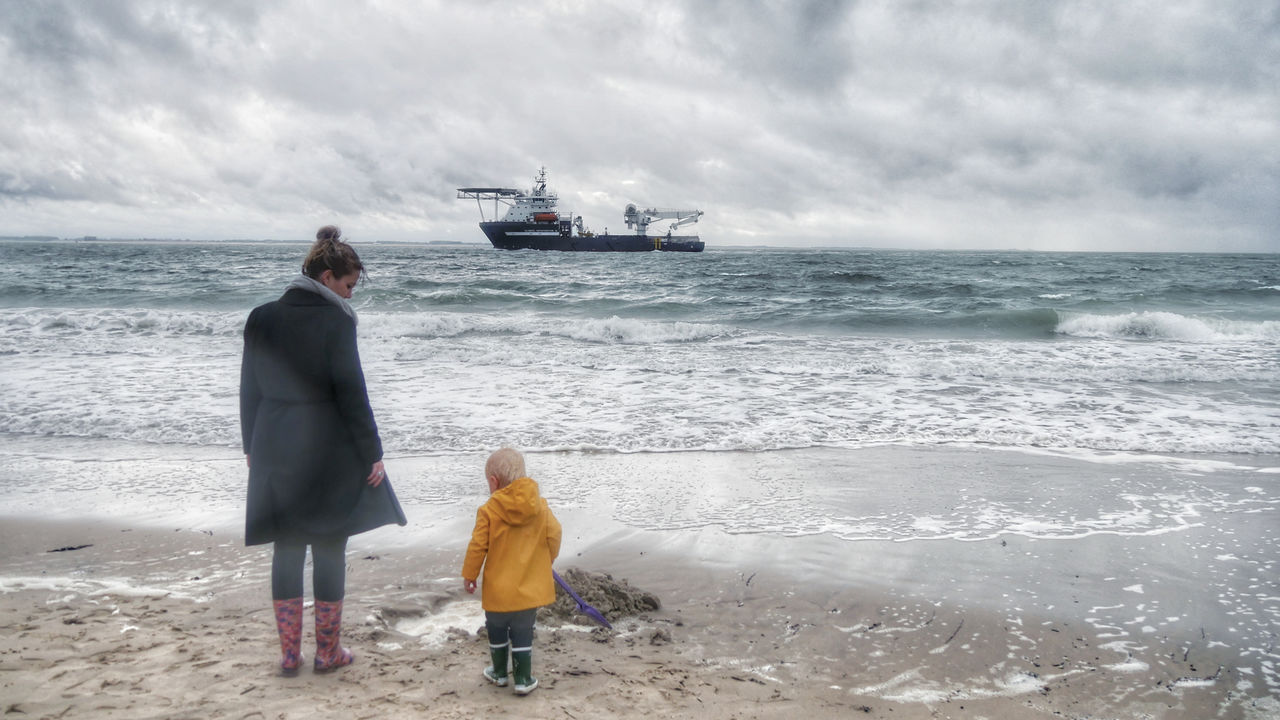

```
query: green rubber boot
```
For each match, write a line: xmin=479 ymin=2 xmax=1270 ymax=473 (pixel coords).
xmin=512 ymin=649 xmax=538 ymax=695
xmin=483 ymin=643 xmax=509 ymax=686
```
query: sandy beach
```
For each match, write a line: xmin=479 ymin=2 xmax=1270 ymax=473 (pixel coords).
xmin=1 ymin=445 xmax=1278 ymax=719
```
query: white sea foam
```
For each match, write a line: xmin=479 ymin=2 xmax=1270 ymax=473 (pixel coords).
xmin=364 ymin=311 xmax=730 ymax=345
xmin=1242 ymin=697 xmax=1280 ymax=720
xmin=4 ymin=297 xmax=1277 ymax=454
xmin=559 ymin=316 xmax=729 ymax=344
xmin=6 ymin=307 xmax=244 ymax=339
xmin=850 ymin=667 xmax=1075 ymax=704
xmin=0 ymin=575 xmax=192 ymax=600
xmin=1106 ymin=657 xmax=1151 ymax=673
xmin=1055 ymin=311 xmax=1280 ymax=342
xmin=393 ymin=600 xmax=485 ymax=648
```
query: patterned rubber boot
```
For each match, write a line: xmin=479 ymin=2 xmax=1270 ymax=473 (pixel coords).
xmin=272 ymin=598 xmax=304 ymax=676
xmin=313 ymin=600 xmax=353 ymax=673
xmin=512 ymin=649 xmax=538 ymax=695
xmin=484 ymin=642 xmax=509 ymax=686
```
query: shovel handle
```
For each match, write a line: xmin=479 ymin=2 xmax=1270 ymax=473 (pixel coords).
xmin=553 ymin=570 xmax=612 ymax=628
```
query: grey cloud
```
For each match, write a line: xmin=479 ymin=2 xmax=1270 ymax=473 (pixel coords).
xmin=2 ymin=2 xmax=257 ymax=83
xmin=0 ymin=171 xmax=71 ymax=201
xmin=0 ymin=0 xmax=1276 ymax=250
xmin=686 ymin=0 xmax=856 ymax=95
xmin=4 ymin=4 xmax=86 ymax=70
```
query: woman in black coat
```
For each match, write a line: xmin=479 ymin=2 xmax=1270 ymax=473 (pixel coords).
xmin=240 ymin=226 xmax=405 ymax=675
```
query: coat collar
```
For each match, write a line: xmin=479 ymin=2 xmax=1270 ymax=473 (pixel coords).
xmin=280 ymin=287 xmax=329 ymax=306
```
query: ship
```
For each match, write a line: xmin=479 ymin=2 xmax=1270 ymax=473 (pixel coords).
xmin=457 ymin=168 xmax=704 ymax=252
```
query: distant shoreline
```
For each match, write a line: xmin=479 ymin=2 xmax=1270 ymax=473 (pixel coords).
xmin=0 ymin=236 xmax=487 ymax=246
xmin=2 ymin=236 xmax=1276 ymax=255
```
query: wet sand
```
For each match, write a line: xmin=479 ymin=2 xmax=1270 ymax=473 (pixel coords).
xmin=1 ymin=445 xmax=1277 ymax=718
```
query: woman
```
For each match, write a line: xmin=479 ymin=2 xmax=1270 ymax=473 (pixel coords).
xmin=240 ymin=225 xmax=406 ymax=676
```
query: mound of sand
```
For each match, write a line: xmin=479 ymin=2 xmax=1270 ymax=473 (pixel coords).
xmin=542 ymin=567 xmax=660 ymax=626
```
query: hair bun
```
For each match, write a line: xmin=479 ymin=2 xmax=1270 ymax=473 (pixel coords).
xmin=303 ymin=225 xmax=364 ymax=280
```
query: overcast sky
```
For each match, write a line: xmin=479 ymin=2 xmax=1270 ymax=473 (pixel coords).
xmin=2 ymin=1 xmax=1277 ymax=251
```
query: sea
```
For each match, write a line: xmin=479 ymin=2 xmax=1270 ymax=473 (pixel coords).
xmin=1 ymin=240 xmax=1277 ymax=457
xmin=3 ymin=239 xmax=1278 ymax=705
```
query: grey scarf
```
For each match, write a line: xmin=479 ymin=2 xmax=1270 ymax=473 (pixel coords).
xmin=288 ymin=274 xmax=358 ymax=325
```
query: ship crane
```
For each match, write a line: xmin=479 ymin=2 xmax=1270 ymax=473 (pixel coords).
xmin=623 ymin=204 xmax=704 ymax=236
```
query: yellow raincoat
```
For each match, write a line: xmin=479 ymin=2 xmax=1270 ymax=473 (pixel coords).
xmin=462 ymin=477 xmax=562 ymax=612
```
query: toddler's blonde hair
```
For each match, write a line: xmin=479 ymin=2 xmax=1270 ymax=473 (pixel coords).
xmin=485 ymin=447 xmax=526 ymax=488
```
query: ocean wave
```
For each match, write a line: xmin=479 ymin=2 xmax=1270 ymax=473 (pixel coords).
xmin=556 ymin=316 xmax=727 ymax=344
xmin=2 ymin=303 xmax=731 ymax=350
xmin=365 ymin=312 xmax=729 ymax=345
xmin=6 ymin=418 xmax=1278 ymax=457
xmin=367 ymin=313 xmax=479 ymax=339
xmin=813 ymin=270 xmax=885 ymax=285
xmin=4 ymin=339 xmax=1277 ymax=454
xmin=1055 ymin=311 xmax=1280 ymax=342
xmin=4 ymin=244 xmax=1277 ymax=459
xmin=4 ymin=308 xmax=245 ymax=337
xmin=857 ymin=307 xmax=1065 ymax=338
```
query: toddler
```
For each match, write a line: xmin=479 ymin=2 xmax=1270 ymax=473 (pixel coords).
xmin=463 ymin=448 xmax=562 ymax=694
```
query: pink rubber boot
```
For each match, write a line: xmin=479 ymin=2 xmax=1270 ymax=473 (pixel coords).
xmin=272 ymin=598 xmax=304 ymax=676
xmin=313 ymin=600 xmax=353 ymax=673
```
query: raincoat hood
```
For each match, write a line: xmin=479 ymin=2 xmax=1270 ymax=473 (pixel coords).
xmin=487 ymin=477 xmax=541 ymax=526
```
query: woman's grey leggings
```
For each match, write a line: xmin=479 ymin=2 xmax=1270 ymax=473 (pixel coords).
xmin=272 ymin=537 xmax=348 ymax=602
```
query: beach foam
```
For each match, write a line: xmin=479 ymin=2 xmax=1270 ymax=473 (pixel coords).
xmin=1056 ymin=310 xmax=1280 ymax=342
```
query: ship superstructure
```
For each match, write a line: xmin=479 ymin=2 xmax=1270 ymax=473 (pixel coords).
xmin=457 ymin=168 xmax=704 ymax=252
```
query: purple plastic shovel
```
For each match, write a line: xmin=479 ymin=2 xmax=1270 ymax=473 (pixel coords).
xmin=553 ymin=570 xmax=613 ymax=629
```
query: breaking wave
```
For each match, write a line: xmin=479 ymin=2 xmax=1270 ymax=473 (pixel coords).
xmin=1055 ymin=311 xmax=1280 ymax=342
xmin=364 ymin=312 xmax=730 ymax=345
xmin=4 ymin=307 xmax=245 ymax=338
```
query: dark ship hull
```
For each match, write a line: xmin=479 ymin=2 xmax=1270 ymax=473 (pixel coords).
xmin=481 ymin=222 xmax=704 ymax=252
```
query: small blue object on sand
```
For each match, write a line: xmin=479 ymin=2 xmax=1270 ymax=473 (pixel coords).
xmin=553 ymin=570 xmax=613 ymax=629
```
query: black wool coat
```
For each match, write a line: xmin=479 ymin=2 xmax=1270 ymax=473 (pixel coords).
xmin=240 ymin=288 xmax=406 ymax=545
